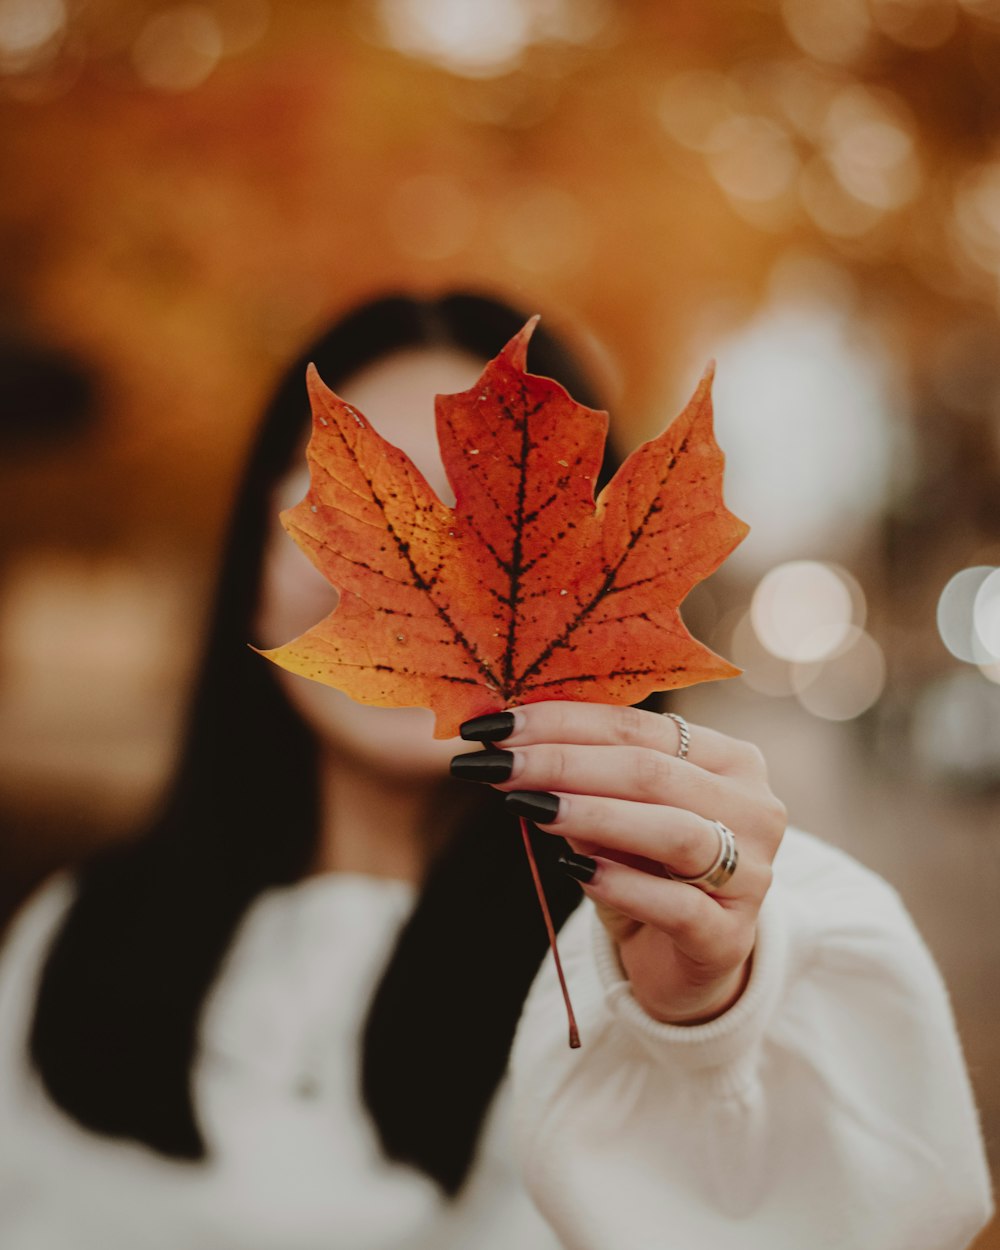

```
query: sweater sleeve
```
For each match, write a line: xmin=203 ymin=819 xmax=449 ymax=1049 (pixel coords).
xmin=509 ymin=828 xmax=994 ymax=1250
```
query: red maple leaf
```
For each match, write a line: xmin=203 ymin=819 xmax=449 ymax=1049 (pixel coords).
xmin=260 ymin=319 xmax=747 ymax=1047
xmin=261 ymin=318 xmax=747 ymax=738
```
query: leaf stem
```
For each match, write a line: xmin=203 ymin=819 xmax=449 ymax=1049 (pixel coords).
xmin=518 ymin=815 xmax=581 ymax=1049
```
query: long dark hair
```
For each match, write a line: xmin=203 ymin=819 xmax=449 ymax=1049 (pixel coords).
xmin=29 ymin=292 xmax=614 ymax=1194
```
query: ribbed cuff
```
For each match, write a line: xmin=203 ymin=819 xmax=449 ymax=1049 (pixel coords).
xmin=592 ymin=883 xmax=789 ymax=1078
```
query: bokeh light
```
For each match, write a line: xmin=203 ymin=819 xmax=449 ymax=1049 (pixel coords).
xmin=980 ymin=660 xmax=1000 ymax=685
xmin=973 ymin=567 xmax=1000 ymax=659
xmin=711 ymin=299 xmax=897 ymax=568
xmin=792 ymin=625 xmax=886 ymax=719
xmin=706 ymin=114 xmax=799 ymax=205
xmin=0 ymin=0 xmax=65 ymax=73
xmin=953 ymin=162 xmax=1000 ymax=283
xmin=770 ymin=58 xmax=840 ymax=141
xmin=750 ymin=560 xmax=864 ymax=662
xmin=780 ymin=0 xmax=871 ymax=65
xmin=0 ymin=552 xmax=182 ymax=726
xmin=937 ymin=566 xmax=998 ymax=664
xmin=213 ymin=0 xmax=269 ymax=56
xmin=799 ymin=153 xmax=888 ymax=237
xmin=375 ymin=0 xmax=610 ymax=78
xmin=657 ymin=70 xmax=744 ymax=153
xmin=132 ymin=6 xmax=223 ymax=92
xmin=727 ymin=609 xmax=796 ymax=696
xmin=869 ymin=0 xmax=957 ymax=49
xmin=823 ymin=87 xmax=921 ymax=212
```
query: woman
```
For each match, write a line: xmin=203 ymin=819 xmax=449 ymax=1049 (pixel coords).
xmin=0 ymin=292 xmax=992 ymax=1249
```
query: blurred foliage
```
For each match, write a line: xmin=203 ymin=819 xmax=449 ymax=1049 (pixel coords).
xmin=1 ymin=0 xmax=999 ymax=561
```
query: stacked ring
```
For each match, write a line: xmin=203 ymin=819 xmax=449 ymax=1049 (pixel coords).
xmin=668 ymin=820 xmax=738 ymax=893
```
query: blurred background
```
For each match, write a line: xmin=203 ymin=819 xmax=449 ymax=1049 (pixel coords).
xmin=0 ymin=0 xmax=998 ymax=1237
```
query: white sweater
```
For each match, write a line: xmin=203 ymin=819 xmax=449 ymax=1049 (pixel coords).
xmin=0 ymin=828 xmax=992 ymax=1250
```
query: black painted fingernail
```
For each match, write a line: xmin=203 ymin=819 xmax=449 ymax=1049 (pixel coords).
xmin=558 ymin=853 xmax=597 ymax=884
xmin=459 ymin=711 xmax=516 ymax=742
xmin=505 ymin=790 xmax=560 ymax=823
xmin=449 ymin=748 xmax=514 ymax=782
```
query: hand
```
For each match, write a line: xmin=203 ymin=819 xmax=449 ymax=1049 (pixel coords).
xmin=452 ymin=702 xmax=787 ymax=1026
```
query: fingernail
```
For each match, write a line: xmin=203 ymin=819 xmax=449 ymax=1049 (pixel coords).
xmin=505 ymin=790 xmax=560 ymax=823
xmin=558 ymin=853 xmax=597 ymax=884
xmin=459 ymin=711 xmax=516 ymax=742
xmin=449 ymin=748 xmax=514 ymax=782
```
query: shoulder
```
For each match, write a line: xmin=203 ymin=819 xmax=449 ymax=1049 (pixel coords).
xmin=0 ymin=877 xmax=76 ymax=1059
xmin=0 ymin=875 xmax=76 ymax=982
xmin=773 ymin=824 xmax=902 ymax=902
xmin=771 ymin=826 xmax=934 ymax=978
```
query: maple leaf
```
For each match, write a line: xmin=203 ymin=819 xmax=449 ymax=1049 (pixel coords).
xmin=261 ymin=318 xmax=747 ymax=738
xmin=261 ymin=319 xmax=748 ymax=1049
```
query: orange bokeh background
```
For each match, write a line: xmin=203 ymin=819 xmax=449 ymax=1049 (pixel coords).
xmin=1 ymin=2 xmax=999 ymax=1236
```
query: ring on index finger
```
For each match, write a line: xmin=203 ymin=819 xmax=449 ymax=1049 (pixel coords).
xmin=668 ymin=820 xmax=738 ymax=893
xmin=663 ymin=712 xmax=690 ymax=761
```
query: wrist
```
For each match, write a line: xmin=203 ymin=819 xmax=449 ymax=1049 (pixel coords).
xmin=637 ymin=956 xmax=753 ymax=1027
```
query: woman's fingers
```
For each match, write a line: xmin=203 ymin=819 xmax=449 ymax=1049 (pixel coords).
xmin=578 ymin=856 xmax=756 ymax=967
xmin=453 ymin=703 xmax=786 ymax=943
xmin=507 ymin=790 xmax=771 ymax=902
xmin=453 ymin=704 xmax=786 ymax=1023
xmin=460 ymin=701 xmax=768 ymax=781
xmin=450 ymin=740 xmax=783 ymax=847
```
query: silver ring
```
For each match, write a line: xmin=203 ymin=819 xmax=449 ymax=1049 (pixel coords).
xmin=669 ymin=820 xmax=738 ymax=892
xmin=663 ymin=712 xmax=690 ymax=761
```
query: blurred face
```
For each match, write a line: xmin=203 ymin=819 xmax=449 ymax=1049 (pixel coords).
xmin=255 ymin=346 xmax=484 ymax=778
